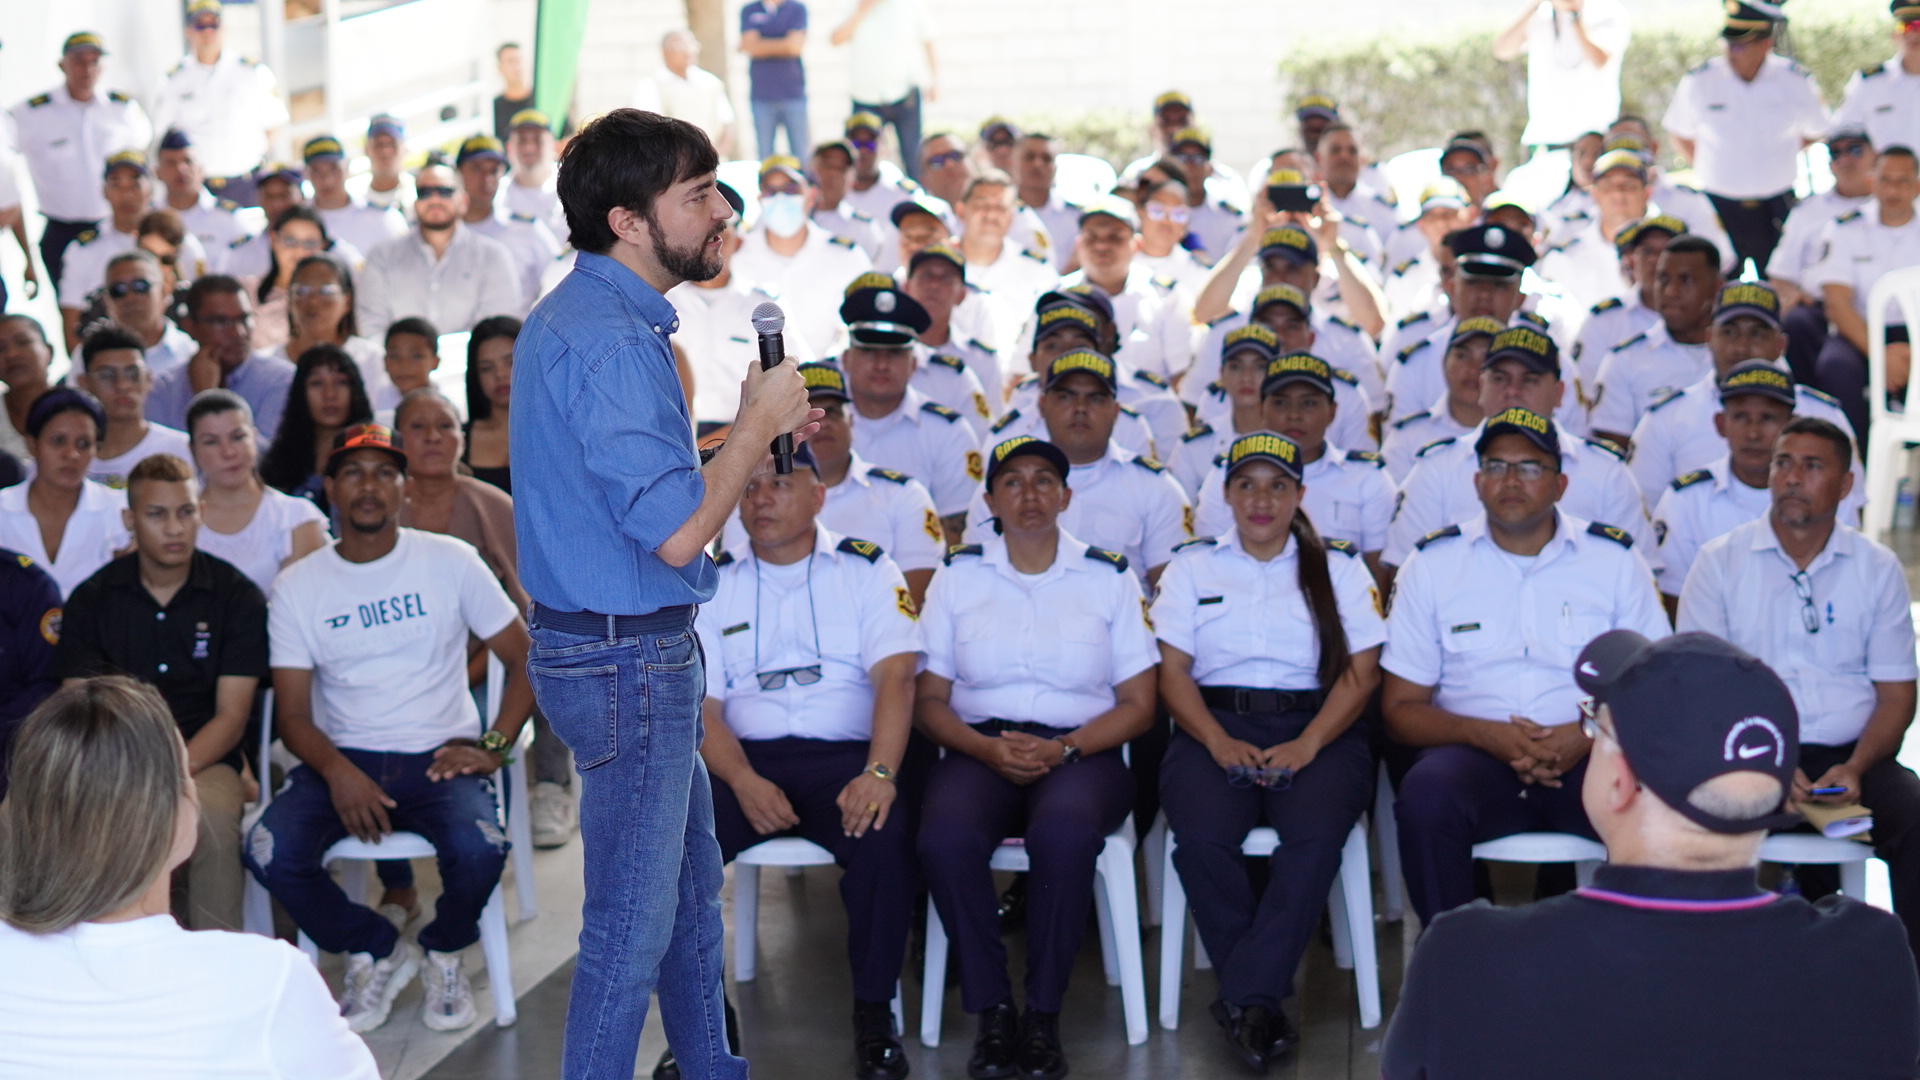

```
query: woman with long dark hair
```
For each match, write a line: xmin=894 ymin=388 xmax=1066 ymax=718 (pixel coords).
xmin=462 ymin=315 xmax=520 ymax=493
xmin=271 ymin=254 xmax=391 ymax=407
xmin=260 ymin=344 xmax=373 ymax=512
xmin=1151 ymin=431 xmax=1384 ymax=1072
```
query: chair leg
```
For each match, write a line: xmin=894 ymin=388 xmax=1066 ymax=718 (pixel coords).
xmin=1097 ymin=840 xmax=1149 ymax=1046
xmin=297 ymin=929 xmax=320 ymax=966
xmin=1575 ymin=859 xmax=1601 ymax=888
xmin=1157 ymin=834 xmax=1187 ymax=1031
xmin=733 ymin=864 xmax=761 ymax=983
xmin=341 ymin=858 xmax=372 ymax=908
xmin=1327 ymin=876 xmax=1355 ymax=971
xmin=243 ymin=878 xmax=275 ymax=938
xmin=892 ymin=979 xmax=906 ymax=1036
xmin=1092 ymin=872 xmax=1120 ymax=988
xmin=1841 ymin=859 xmax=1869 ymax=899
xmin=1142 ymin=813 xmax=1168 ymax=927
xmin=506 ymin=755 xmax=537 ymax=922
xmin=479 ymin=883 xmax=517 ymax=1027
xmin=919 ymin=902 xmax=948 ymax=1048
xmin=1339 ymin=823 xmax=1383 ymax=1030
xmin=1375 ymin=762 xmax=1405 ymax=922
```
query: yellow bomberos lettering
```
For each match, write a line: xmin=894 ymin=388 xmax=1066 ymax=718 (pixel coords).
xmin=1230 ymin=434 xmax=1299 ymax=466
xmin=1047 ymin=350 xmax=1114 ymax=381
xmin=1492 ymin=326 xmax=1552 ymax=358
xmin=1724 ymin=368 xmax=1791 ymax=392
xmin=1267 ymin=353 xmax=1330 ymax=378
xmin=1039 ymin=306 xmax=1097 ymax=332
xmin=1227 ymin=323 xmax=1280 ymax=350
xmin=1260 ymin=226 xmax=1310 ymax=250
xmin=1719 ymin=283 xmax=1780 ymax=312
xmin=1490 ymin=407 xmax=1551 ymax=435
xmin=844 ymin=272 xmax=896 ymax=296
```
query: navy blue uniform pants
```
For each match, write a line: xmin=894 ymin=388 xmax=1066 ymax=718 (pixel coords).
xmin=1395 ymin=743 xmax=1595 ymax=925
xmin=918 ymin=733 xmax=1133 ymax=1013
xmin=1160 ymin=707 xmax=1372 ymax=1009
xmin=1706 ymin=190 xmax=1794 ymax=275
xmin=709 ymin=737 xmax=919 ymax=1004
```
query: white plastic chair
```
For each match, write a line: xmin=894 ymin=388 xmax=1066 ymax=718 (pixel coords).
xmin=432 ymin=332 xmax=472 ymax=420
xmin=1760 ymin=833 xmax=1886 ymax=906
xmin=1859 ymin=265 xmax=1920 ymax=538
xmin=487 ymin=653 xmax=538 ymax=922
xmin=730 ymin=836 xmax=905 ymax=1032
xmin=1372 ymin=763 xmax=1406 ymax=923
xmin=241 ymin=689 xmax=279 ymax=938
xmin=1471 ymin=833 xmax=1607 ymax=888
xmin=1052 ymin=153 xmax=1120 ymax=207
xmin=1157 ymin=822 xmax=1381 ymax=1032
xmin=918 ymin=821 xmax=1148 ymax=1048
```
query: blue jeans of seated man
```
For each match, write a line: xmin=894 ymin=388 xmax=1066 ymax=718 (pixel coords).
xmin=752 ymin=98 xmax=809 ymax=160
xmin=243 ymin=748 xmax=509 ymax=957
xmin=527 ymin=608 xmax=744 ymax=1080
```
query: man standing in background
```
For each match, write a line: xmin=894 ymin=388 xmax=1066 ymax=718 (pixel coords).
xmin=634 ymin=31 xmax=737 ymax=159
xmin=741 ymin=0 xmax=811 ymax=159
xmin=831 ymin=0 xmax=937 ymax=181
xmin=1493 ymin=0 xmax=1632 ymax=153
xmin=494 ymin=43 xmax=535 ymax=141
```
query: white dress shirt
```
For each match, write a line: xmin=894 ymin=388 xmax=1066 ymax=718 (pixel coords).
xmin=844 ymin=0 xmax=935 ymax=104
xmin=0 ymin=479 xmax=131 ymax=598
xmin=1589 ymin=320 xmax=1713 ymax=436
xmin=1536 ymin=216 xmax=1634 ymax=311
xmin=961 ymin=441 xmax=1191 ymax=579
xmin=1628 ymin=369 xmax=1860 ymax=503
xmin=1152 ymin=530 xmax=1386 ymax=689
xmin=1661 ymin=54 xmax=1829 ymax=199
xmin=1380 ymin=394 xmax=1478 ymax=483
xmin=667 ymin=275 xmax=812 ymax=425
xmin=1518 ymin=0 xmax=1631 ymax=146
xmin=166 ymin=187 xmax=258 ymax=274
xmin=1650 ymin=456 xmax=1772 ymax=597
xmin=631 ymin=64 xmax=735 ymax=144
xmin=722 ymin=452 xmax=945 ymax=574
xmin=58 ymin=226 xmax=210 ymax=310
xmin=1837 ymin=58 xmax=1920 ymax=161
xmin=1052 ymin=265 xmax=1193 ymax=380
xmin=849 ymin=385 xmax=982 ymax=517
xmin=1570 ymin=292 xmax=1660 ymax=396
xmin=1383 ymin=509 xmax=1668 ymax=727
xmin=6 ymin=84 xmax=152 ymax=221
xmin=730 ymin=224 xmax=874 ymax=355
xmin=1811 ymin=203 xmax=1920 ymax=326
xmin=1771 ymin=187 xmax=1872 ymax=293
xmin=1679 ymin=517 xmax=1916 ymax=747
xmin=1194 ymin=443 xmax=1395 ymax=555
xmin=355 ymin=223 xmax=524 ymax=341
xmin=149 ymin=52 xmax=289 ymax=178
xmin=1186 ymin=309 xmax=1387 ymax=422
xmin=145 ymin=320 xmax=199 ymax=376
xmin=908 ymin=347 xmax=995 ymax=440
xmin=966 ymin=239 xmax=1060 ymax=329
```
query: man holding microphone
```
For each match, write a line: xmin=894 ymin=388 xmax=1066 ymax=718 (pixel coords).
xmin=514 ymin=109 xmax=820 ymax=1080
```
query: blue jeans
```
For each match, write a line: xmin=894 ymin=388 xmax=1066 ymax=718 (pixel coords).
xmin=852 ymin=88 xmax=922 ymax=181
xmin=528 ymin=607 xmax=744 ymax=1080
xmin=242 ymin=748 xmax=509 ymax=957
xmin=751 ymin=97 xmax=810 ymax=160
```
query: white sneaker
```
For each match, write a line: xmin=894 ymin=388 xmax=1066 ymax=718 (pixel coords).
xmin=421 ymin=948 xmax=478 ymax=1031
xmin=342 ymin=941 xmax=421 ymax=1034
xmin=531 ymin=781 xmax=575 ymax=849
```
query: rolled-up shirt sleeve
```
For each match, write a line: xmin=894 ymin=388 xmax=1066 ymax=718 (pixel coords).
xmin=567 ymin=343 xmax=707 ymax=554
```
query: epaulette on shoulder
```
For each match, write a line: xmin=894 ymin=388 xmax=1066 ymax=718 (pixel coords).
xmin=1022 ymin=248 xmax=1049 ymax=264
xmin=920 ymin=402 xmax=961 ymax=422
xmin=1397 ymin=311 xmax=1432 ymax=330
xmin=1584 ymin=437 xmax=1625 ymax=460
xmin=75 ymin=229 xmax=98 ymax=245
xmin=1326 ymin=538 xmax=1361 ymax=557
xmin=1416 ymin=436 xmax=1457 ymax=458
xmin=968 ymin=338 xmax=997 ymax=354
xmin=849 ymin=209 xmax=873 ymax=222
xmin=166 ymin=62 xmax=183 ymax=76
xmin=1515 ymin=311 xmax=1550 ymax=331
xmin=1131 ymin=455 xmax=1167 ymax=473
xmin=229 ymin=233 xmax=251 ymax=249
xmin=1118 ymin=403 xmax=1141 ymax=417
xmin=217 ymin=198 xmax=240 ymax=212
xmin=1396 ymin=340 xmax=1429 ymax=363
xmin=1647 ymin=387 xmax=1689 ymax=413
xmin=1084 ymin=546 xmax=1130 ymax=572
xmin=1646 ymin=387 xmax=1684 ymax=412
xmin=1151 ymin=274 xmax=1177 ymax=291
xmin=1172 ymin=536 xmax=1217 ymax=553
xmin=1207 ymin=311 xmax=1241 ymax=328
xmin=1672 ymin=469 xmax=1713 ymax=491
xmin=867 ymin=467 xmax=911 ymax=484
xmin=1205 ymin=380 xmax=1225 ymax=398
xmin=829 ymin=235 xmax=857 ymax=249
xmin=1331 ymin=367 xmax=1359 ymax=387
xmin=1182 ymin=422 xmax=1214 ymax=443
xmin=1586 ymin=522 xmax=1634 ymax=548
xmin=241 ymin=56 xmax=261 ymax=66
xmin=1687 ymin=58 xmax=1711 ymax=74
xmin=1345 ymin=449 xmax=1384 ymax=468
xmin=1392 ymin=410 xmax=1431 ymax=429
xmin=1836 ymin=209 xmax=1865 ymax=225
xmin=928 ymin=353 xmax=965 ymax=372
xmin=837 ymin=537 xmax=885 ymax=562
xmin=510 ymin=211 xmax=538 ymax=223
xmin=989 ymin=410 xmax=1021 ymax=434
xmin=899 ymin=178 xmax=923 ymax=193
xmin=1590 ymin=297 xmax=1623 ymax=315
xmin=1862 ymin=62 xmax=1889 ymax=79
xmin=943 ymin=543 xmax=983 ymax=565
xmin=1785 ymin=59 xmax=1811 ymax=77
xmin=1344 ymin=212 xmax=1370 ymax=228
xmin=1134 ymin=369 xmax=1169 ymax=389
xmin=108 ymin=90 xmax=130 ymax=103
xmin=1014 ymin=372 xmax=1039 ymax=389
xmin=1547 ymin=237 xmax=1579 ymax=254
xmin=713 ymin=550 xmax=735 ymax=567
xmin=1610 ymin=332 xmax=1648 ymax=353
xmin=1414 ymin=525 xmax=1461 ymax=551
xmin=1392 ymin=258 xmax=1418 ymax=277
xmin=25 ymin=93 xmax=50 ymax=107
xmin=1329 ymin=315 xmax=1359 ymax=333
xmin=1800 ymin=385 xmax=1841 ymax=407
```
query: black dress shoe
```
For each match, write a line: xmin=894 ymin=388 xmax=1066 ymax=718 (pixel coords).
xmin=1210 ymin=999 xmax=1270 ymax=1074
xmin=968 ymin=1002 xmax=1019 ymax=1080
xmin=1263 ymin=1007 xmax=1300 ymax=1062
xmin=1014 ymin=1007 xmax=1067 ymax=1080
xmin=652 ymin=1050 xmax=679 ymax=1080
xmin=854 ymin=1000 xmax=910 ymax=1080
xmin=653 ymin=995 xmax=743 ymax=1079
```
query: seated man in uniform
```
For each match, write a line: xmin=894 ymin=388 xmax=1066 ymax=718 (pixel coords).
xmin=1385 ymin=630 xmax=1920 ymax=1079
xmin=1382 ymin=407 xmax=1669 ymax=924
xmin=683 ymin=445 xmax=925 ymax=1080
xmin=1679 ymin=416 xmax=1920 ymax=958
xmin=1379 ymin=317 xmax=1497 ymax=482
xmin=1587 ymin=234 xmax=1722 ymax=449
xmin=1189 ymin=283 xmax=1375 ymax=454
xmin=996 ymin=288 xmax=1178 ymax=458
xmin=1566 ymin=215 xmax=1682 ymax=402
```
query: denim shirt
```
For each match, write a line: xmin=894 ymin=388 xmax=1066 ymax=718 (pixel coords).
xmin=513 ymin=251 xmax=715 ymax=615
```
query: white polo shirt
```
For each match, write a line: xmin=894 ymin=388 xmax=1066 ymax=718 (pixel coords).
xmin=1194 ymin=443 xmax=1395 ymax=554
xmin=1811 ymin=203 xmax=1920 ymax=325
xmin=1660 ymin=54 xmax=1829 ymax=199
xmin=1589 ymin=320 xmax=1713 ymax=437
xmin=1837 ymin=58 xmax=1920 ymax=160
xmin=920 ymin=530 xmax=1157 ymax=729
xmin=1383 ymin=509 xmax=1668 ymax=727
xmin=722 ymin=451 xmax=945 ymax=574
xmin=1678 ymin=517 xmax=1916 ymax=747
xmin=697 ymin=525 xmax=923 ymax=743
xmin=1052 ymin=265 xmax=1193 ymax=380
xmin=960 ymin=441 xmax=1191 ymax=579
xmin=1151 ymin=530 xmax=1386 ymax=689
xmin=849 ymin=385 xmax=982 ymax=517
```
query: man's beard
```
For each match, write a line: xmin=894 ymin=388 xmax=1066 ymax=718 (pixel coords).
xmin=650 ymin=214 xmax=726 ymax=283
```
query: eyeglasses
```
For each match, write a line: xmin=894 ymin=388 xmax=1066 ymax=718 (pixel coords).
xmin=1143 ymin=203 xmax=1191 ymax=224
xmin=278 ymin=237 xmax=325 ymax=252
xmin=291 ymin=283 xmax=344 ymax=299
xmin=1174 ymin=152 xmax=1209 ymax=166
xmin=850 ymin=138 xmax=879 ymax=152
xmin=1444 ymin=162 xmax=1491 ymax=178
xmin=1791 ymin=570 xmax=1820 ymax=633
xmin=106 ymin=279 xmax=155 ymax=298
xmin=192 ymin=313 xmax=253 ymax=329
xmin=1226 ymin=765 xmax=1293 ymax=790
xmin=756 ymin=665 xmax=823 ymax=691
xmin=416 ymin=185 xmax=457 ymax=200
xmin=1479 ymin=458 xmax=1556 ymax=481
xmin=925 ymin=150 xmax=966 ymax=169
xmin=87 ymin=365 xmax=147 ymax=386
xmin=189 ymin=17 xmax=220 ymax=31
xmin=1832 ymin=143 xmax=1871 ymax=158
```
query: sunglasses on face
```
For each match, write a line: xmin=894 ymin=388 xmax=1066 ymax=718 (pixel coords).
xmin=107 ymin=279 xmax=155 ymax=298
xmin=850 ymin=138 xmax=879 ymax=152
xmin=925 ymin=150 xmax=966 ymax=169
xmin=416 ymin=185 xmax=457 ymax=200
xmin=190 ymin=18 xmax=221 ymax=31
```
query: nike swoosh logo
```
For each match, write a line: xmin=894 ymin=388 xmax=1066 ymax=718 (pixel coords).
xmin=1579 ymin=661 xmax=1598 ymax=676
xmin=1737 ymin=744 xmax=1769 ymax=759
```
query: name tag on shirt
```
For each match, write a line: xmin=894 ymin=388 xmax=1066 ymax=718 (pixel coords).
xmin=723 ymin=622 xmax=750 ymax=636
xmin=1450 ymin=622 xmax=1482 ymax=634
xmin=1198 ymin=596 xmax=1224 ymax=606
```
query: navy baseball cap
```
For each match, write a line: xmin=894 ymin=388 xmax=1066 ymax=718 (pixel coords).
xmin=1256 ymin=225 xmax=1318 ymax=266
xmin=1222 ymin=323 xmax=1281 ymax=367
xmin=1714 ymin=281 xmax=1784 ymax=329
xmin=1613 ymin=214 xmax=1687 ymax=256
xmin=1250 ymin=283 xmax=1311 ymax=321
xmin=1484 ymin=325 xmax=1561 ymax=377
xmin=1042 ymin=349 xmax=1119 ymax=392
xmin=158 ymin=128 xmax=193 ymax=152
xmin=1262 ymin=352 xmax=1336 ymax=400
xmin=799 ymin=361 xmax=851 ymax=402
xmin=985 ymin=436 xmax=1070 ymax=491
xmin=1224 ymin=431 xmax=1305 ymax=483
xmin=1576 ymin=630 xmax=1802 ymax=834
xmin=366 ymin=114 xmax=406 ymax=140
xmin=1475 ymin=407 xmax=1560 ymax=460
xmin=1717 ymin=360 xmax=1797 ymax=407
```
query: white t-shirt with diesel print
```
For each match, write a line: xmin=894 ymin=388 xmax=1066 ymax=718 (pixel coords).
xmin=269 ymin=528 xmax=519 ymax=753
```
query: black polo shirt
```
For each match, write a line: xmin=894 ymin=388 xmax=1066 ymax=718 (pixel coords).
xmin=52 ymin=551 xmax=270 ymax=772
xmin=1383 ymin=864 xmax=1920 ymax=1079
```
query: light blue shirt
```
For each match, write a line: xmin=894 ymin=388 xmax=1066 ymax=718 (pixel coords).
xmin=144 ymin=350 xmax=297 ymax=444
xmin=513 ymin=251 xmax=714 ymax=615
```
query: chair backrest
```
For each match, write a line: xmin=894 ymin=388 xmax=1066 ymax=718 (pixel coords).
xmin=256 ymin=688 xmax=276 ymax=808
xmin=1867 ymin=266 xmax=1920 ymax=422
xmin=485 ymin=652 xmax=505 ymax=728
xmin=1053 ymin=154 xmax=1120 ymax=207
xmin=433 ymin=332 xmax=472 ymax=420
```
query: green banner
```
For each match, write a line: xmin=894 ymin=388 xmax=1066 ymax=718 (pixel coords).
xmin=535 ymin=0 xmax=592 ymax=135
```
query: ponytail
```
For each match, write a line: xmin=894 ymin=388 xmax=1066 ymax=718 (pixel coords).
xmin=1290 ymin=508 xmax=1352 ymax=689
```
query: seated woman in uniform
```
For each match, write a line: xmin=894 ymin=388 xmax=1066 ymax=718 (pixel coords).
xmin=1151 ymin=432 xmax=1384 ymax=1072
xmin=915 ymin=436 xmax=1159 ymax=1080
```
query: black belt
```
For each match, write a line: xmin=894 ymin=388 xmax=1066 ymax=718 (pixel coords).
xmin=530 ymin=602 xmax=694 ymax=638
xmin=969 ymin=718 xmax=1075 ymax=738
xmin=1199 ymin=686 xmax=1325 ymax=715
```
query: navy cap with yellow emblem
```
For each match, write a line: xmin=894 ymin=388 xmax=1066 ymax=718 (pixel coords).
xmin=985 ymin=435 xmax=1071 ymax=491
xmin=510 ymin=108 xmax=552 ymax=133
xmin=1449 ymin=315 xmax=1507 ymax=350
xmin=63 ymin=31 xmax=106 ymax=55
xmin=1449 ymin=224 xmax=1538 ymax=280
xmin=980 ymin=117 xmax=1019 ymax=143
xmin=1484 ymin=325 xmax=1560 ymax=377
xmin=1612 ymin=214 xmax=1686 ymax=255
xmin=1042 ymin=348 xmax=1119 ymax=393
xmin=1223 ymin=323 xmax=1281 ymax=367
xmin=1717 ymin=359 xmax=1797 ymax=407
xmin=1224 ymin=431 xmax=1305 ymax=484
xmin=1591 ymin=148 xmax=1649 ymax=185
xmin=1154 ymin=90 xmax=1194 ymax=114
xmin=456 ymin=134 xmax=506 ymax=167
xmin=909 ymin=241 xmax=965 ymax=281
xmin=103 ymin=149 xmax=149 ymax=179
xmin=1037 ymin=284 xmax=1116 ymax=327
xmin=1256 ymin=224 xmax=1318 ymax=266
xmin=1262 ymin=352 xmax=1337 ymax=400
xmin=1171 ymin=127 xmax=1211 ymax=156
xmin=845 ymin=111 xmax=884 ymax=138
xmin=1250 ymin=282 xmax=1312 ymax=321
xmin=302 ymin=135 xmax=346 ymax=163
xmin=1033 ymin=303 xmax=1105 ymax=350
xmin=758 ymin=154 xmax=807 ymax=188
xmin=255 ymin=161 xmax=303 ymax=188
xmin=1724 ymin=0 xmax=1786 ymax=40
xmin=1295 ymin=92 xmax=1340 ymax=122
xmin=1713 ymin=281 xmax=1783 ymax=329
xmin=1475 ymin=407 xmax=1560 ymax=460
xmin=799 ymin=361 xmax=852 ymax=402
xmin=841 ymin=274 xmax=931 ymax=347
xmin=889 ymin=193 xmax=948 ymax=229
xmin=158 ymin=128 xmax=193 ymax=152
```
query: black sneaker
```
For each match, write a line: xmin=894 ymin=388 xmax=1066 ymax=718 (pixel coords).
xmin=1210 ymin=999 xmax=1269 ymax=1074
xmin=968 ymin=1002 xmax=1019 ymax=1080
xmin=653 ymin=995 xmax=742 ymax=1079
xmin=854 ymin=1000 xmax=910 ymax=1080
xmin=1014 ymin=1007 xmax=1067 ymax=1080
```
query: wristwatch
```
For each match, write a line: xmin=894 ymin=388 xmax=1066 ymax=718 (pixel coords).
xmin=865 ymin=762 xmax=897 ymax=782
xmin=478 ymin=730 xmax=512 ymax=757
xmin=1057 ymin=737 xmax=1082 ymax=766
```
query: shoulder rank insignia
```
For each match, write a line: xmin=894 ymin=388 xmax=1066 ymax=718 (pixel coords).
xmin=968 ymin=338 xmax=998 ymax=354
xmin=944 ymin=544 xmax=983 ymax=565
xmin=1397 ymin=311 xmax=1432 ymax=330
xmin=1687 ymin=58 xmax=1711 ymax=74
xmin=1672 ymin=470 xmax=1712 ymax=491
xmin=990 ymin=410 xmax=1021 ymax=434
xmin=1022 ymin=249 xmax=1049 ymax=264
xmin=837 ymin=537 xmax=884 ymax=562
xmin=867 ymin=467 xmax=911 ymax=484
xmin=1610 ymin=332 xmax=1648 ymax=353
xmin=108 ymin=90 xmax=130 ymax=103
xmin=713 ymin=551 xmax=735 ymax=567
xmin=1397 ymin=341 xmax=1429 ymax=363
xmin=1345 ymin=449 xmax=1384 ymax=467
xmin=1583 ymin=437 xmax=1625 ymax=461
xmin=929 ymin=353 xmax=965 ymax=372
xmin=1862 ymin=62 xmax=1889 ymax=79
xmin=26 ymin=93 xmax=50 ymax=107
xmin=1587 ymin=522 xmax=1633 ymax=547
xmin=1173 ymin=537 xmax=1217 ymax=552
xmin=1206 ymin=311 xmax=1241 ymax=328
xmin=1331 ymin=368 xmax=1359 ymax=388
xmin=1085 ymin=546 xmax=1131 ymax=572
xmin=1134 ymin=369 xmax=1169 ymax=389
xmin=899 ymin=178 xmax=922 ymax=193
xmin=229 ymin=234 xmax=252 ymax=249
xmin=1329 ymin=316 xmax=1359 ymax=332
xmin=1416 ymin=436 xmax=1457 ymax=458
xmin=15 ymin=554 xmax=33 ymax=568
xmin=1182 ymin=422 xmax=1214 ymax=443
xmin=1326 ymin=538 xmax=1360 ymax=557
xmin=1590 ymin=297 xmax=1623 ymax=315
xmin=829 ymin=235 xmax=857 ymax=248
xmin=1801 ymin=386 xmax=1840 ymax=407
xmin=1118 ymin=403 xmax=1141 ymax=417
xmin=921 ymin=402 xmax=961 ymax=421
xmin=1151 ymin=274 xmax=1177 ymax=291
xmin=1131 ymin=455 xmax=1167 ymax=473
xmin=1414 ymin=525 xmax=1461 ymax=551
xmin=1836 ymin=210 xmax=1864 ymax=225
xmin=1393 ymin=411 xmax=1431 ymax=429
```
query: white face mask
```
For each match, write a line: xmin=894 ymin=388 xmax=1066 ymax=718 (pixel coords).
xmin=761 ymin=193 xmax=807 ymax=238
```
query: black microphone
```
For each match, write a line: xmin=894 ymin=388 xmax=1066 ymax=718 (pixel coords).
xmin=751 ymin=301 xmax=795 ymax=475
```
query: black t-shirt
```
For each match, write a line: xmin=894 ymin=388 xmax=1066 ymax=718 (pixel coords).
xmin=493 ymin=94 xmax=574 ymax=142
xmin=51 ymin=551 xmax=270 ymax=772
xmin=1383 ymin=864 xmax=1920 ymax=1079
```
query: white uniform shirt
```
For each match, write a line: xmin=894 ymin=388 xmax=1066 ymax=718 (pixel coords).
xmin=0 ymin=480 xmax=131 ymax=598
xmin=849 ymin=386 xmax=982 ymax=517
xmin=988 ymin=396 xmax=1155 ymax=462
xmin=1134 ymin=247 xmax=1212 ymax=303
xmin=960 ymin=441 xmax=1191 ymax=579
xmin=843 ymin=0 xmax=935 ymax=104
xmin=1384 ymin=509 xmax=1667 ymax=726
xmin=58 ymin=226 xmax=211 ymax=310
xmin=1772 ymin=187 xmax=1872 ymax=293
xmin=1387 ymin=315 xmax=1582 ymax=433
xmin=1650 ymin=456 xmax=1772 ymax=597
xmin=730 ymin=225 xmax=873 ymax=355
xmin=1026 ymin=192 xmax=1083 ymax=271
xmin=910 ymin=347 xmax=995 ymax=439
xmin=467 ymin=209 xmax=562 ymax=313
xmin=920 ymin=530 xmax=1157 ymax=729
xmin=1189 ymin=362 xmax=1375 ymax=455
xmin=347 ymin=172 xmax=416 ymax=222
xmin=723 ymin=452 xmax=944 ymax=573
xmin=1151 ymin=531 xmax=1386 ymax=689
xmin=1570 ymin=293 xmax=1659 ymax=399
xmin=150 ymin=53 xmax=289 ymax=178
xmin=1661 ymin=54 xmax=1828 ymax=199
xmin=1194 ymin=444 xmax=1395 ymax=554
xmin=505 ymin=173 xmax=566 ymax=243
xmin=666 ymin=276 xmax=809 ymax=425
xmin=1184 ymin=309 xmax=1387 ymax=426
xmin=1384 ymin=423 xmax=1652 ymax=567
xmin=315 ymin=201 xmax=407 ymax=267
xmin=842 ymin=174 xmax=919 ymax=229
xmin=1185 ymin=198 xmax=1246 ymax=267
xmin=356 ymin=223 xmax=524 ymax=341
xmin=1518 ymin=0 xmax=1631 ymax=146
xmin=999 ymin=369 xmax=1185 ymax=458
xmin=1628 ymin=369 xmax=1859 ymax=502
xmin=1589 ymin=320 xmax=1713 ymax=436
xmin=631 ymin=64 xmax=735 ymax=144
xmin=1536 ymin=216 xmax=1634 ymax=311
xmin=167 ymin=188 xmax=258 ymax=274
xmin=1811 ymin=204 xmax=1920 ymax=325
xmin=966 ymin=241 xmax=1060 ymax=330
xmin=811 ymin=203 xmax=886 ymax=259
xmin=1380 ymin=394 xmax=1478 ymax=483
xmin=5 ymin=85 xmax=152 ymax=221
xmin=698 ymin=525 xmax=923 ymax=742
xmin=1678 ymin=518 xmax=1917 ymax=747
xmin=1837 ymin=59 xmax=1920 ymax=160
xmin=1053 ymin=265 xmax=1193 ymax=380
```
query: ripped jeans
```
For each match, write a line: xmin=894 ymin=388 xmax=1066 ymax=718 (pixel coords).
xmin=243 ymin=748 xmax=509 ymax=958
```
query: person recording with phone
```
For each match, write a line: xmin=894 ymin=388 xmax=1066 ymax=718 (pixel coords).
xmin=514 ymin=109 xmax=821 ymax=1080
